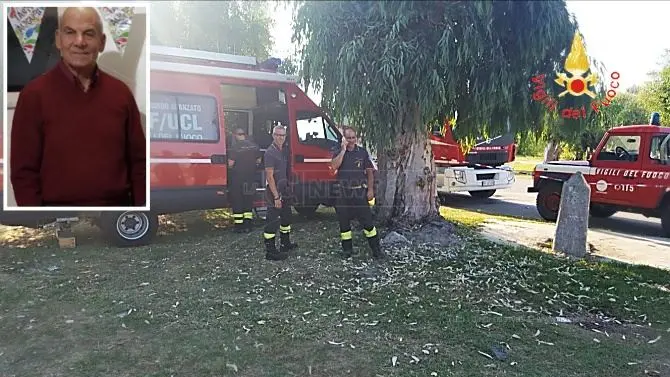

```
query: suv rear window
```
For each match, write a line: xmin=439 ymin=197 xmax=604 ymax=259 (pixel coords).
xmin=150 ymin=92 xmax=220 ymax=143
xmin=6 ymin=7 xmax=60 ymax=92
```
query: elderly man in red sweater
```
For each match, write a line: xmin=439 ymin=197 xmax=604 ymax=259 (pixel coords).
xmin=10 ymin=7 xmax=146 ymax=207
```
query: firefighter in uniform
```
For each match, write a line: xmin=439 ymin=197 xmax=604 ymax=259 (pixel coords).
xmin=331 ymin=127 xmax=385 ymax=259
xmin=228 ymin=128 xmax=261 ymax=233
xmin=262 ymin=125 xmax=298 ymax=260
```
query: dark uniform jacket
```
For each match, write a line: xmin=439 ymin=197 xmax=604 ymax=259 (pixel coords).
xmin=333 ymin=145 xmax=374 ymax=188
xmin=264 ymin=142 xmax=290 ymax=196
xmin=229 ymin=139 xmax=260 ymax=177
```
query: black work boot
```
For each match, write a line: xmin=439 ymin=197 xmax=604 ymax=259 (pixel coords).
xmin=233 ymin=222 xmax=246 ymax=233
xmin=243 ymin=220 xmax=253 ymax=233
xmin=341 ymin=239 xmax=354 ymax=258
xmin=265 ymin=238 xmax=287 ymax=261
xmin=279 ymin=233 xmax=298 ymax=253
xmin=367 ymin=235 xmax=386 ymax=260
xmin=243 ymin=214 xmax=254 ymax=232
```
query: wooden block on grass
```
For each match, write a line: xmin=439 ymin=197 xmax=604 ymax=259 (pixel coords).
xmin=57 ymin=230 xmax=76 ymax=249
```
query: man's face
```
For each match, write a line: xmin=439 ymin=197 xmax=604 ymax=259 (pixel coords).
xmin=344 ymin=130 xmax=357 ymax=147
xmin=56 ymin=8 xmax=106 ymax=70
xmin=273 ymin=128 xmax=286 ymax=146
xmin=234 ymin=130 xmax=246 ymax=141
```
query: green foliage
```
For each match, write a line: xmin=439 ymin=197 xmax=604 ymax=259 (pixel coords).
xmin=276 ymin=55 xmax=300 ymax=76
xmin=597 ymin=92 xmax=649 ymax=126
xmin=516 ymin=131 xmax=548 ymax=157
xmin=638 ymin=64 xmax=670 ymax=124
xmin=150 ymin=1 xmax=274 ymax=60
xmin=293 ymin=1 xmax=577 ymax=150
xmin=526 ymin=88 xmax=657 ymax=160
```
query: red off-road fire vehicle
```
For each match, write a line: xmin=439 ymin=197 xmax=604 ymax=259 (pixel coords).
xmin=527 ymin=113 xmax=670 ymax=236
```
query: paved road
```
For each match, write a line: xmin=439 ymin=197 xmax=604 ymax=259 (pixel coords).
xmin=440 ymin=175 xmax=668 ymax=241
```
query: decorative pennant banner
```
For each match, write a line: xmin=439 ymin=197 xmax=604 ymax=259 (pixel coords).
xmin=7 ymin=7 xmax=46 ymax=63
xmin=100 ymin=7 xmax=134 ymax=54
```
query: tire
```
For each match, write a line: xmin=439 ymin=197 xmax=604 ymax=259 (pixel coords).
xmin=589 ymin=204 xmax=617 ymax=218
xmin=100 ymin=211 xmax=158 ymax=247
xmin=536 ymin=181 xmax=563 ymax=221
xmin=661 ymin=203 xmax=670 ymax=238
xmin=293 ymin=203 xmax=319 ymax=217
xmin=468 ymin=190 xmax=496 ymax=199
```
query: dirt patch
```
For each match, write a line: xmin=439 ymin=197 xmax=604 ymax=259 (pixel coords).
xmin=0 ymin=221 xmax=103 ymax=249
xmin=384 ymin=218 xmax=459 ymax=247
xmin=380 ymin=218 xmax=460 ymax=262
xmin=403 ymin=219 xmax=459 ymax=246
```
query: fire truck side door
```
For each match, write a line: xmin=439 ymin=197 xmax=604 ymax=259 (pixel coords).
xmin=290 ymin=110 xmax=341 ymax=184
xmin=590 ymin=134 xmax=643 ymax=205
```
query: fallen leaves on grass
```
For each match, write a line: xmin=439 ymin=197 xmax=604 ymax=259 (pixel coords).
xmin=2 ymin=213 xmax=669 ymax=377
xmin=647 ymin=336 xmax=661 ymax=344
xmin=226 ymin=363 xmax=238 ymax=372
xmin=478 ymin=350 xmax=493 ymax=360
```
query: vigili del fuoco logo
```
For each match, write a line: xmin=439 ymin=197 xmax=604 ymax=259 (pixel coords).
xmin=530 ymin=32 xmax=620 ymax=120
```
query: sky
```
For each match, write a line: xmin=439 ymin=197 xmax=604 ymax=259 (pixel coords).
xmin=270 ymin=1 xmax=670 ymax=97
xmin=564 ymin=1 xmax=670 ymax=90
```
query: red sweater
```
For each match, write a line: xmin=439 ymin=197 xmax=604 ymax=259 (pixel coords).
xmin=10 ymin=62 xmax=146 ymax=207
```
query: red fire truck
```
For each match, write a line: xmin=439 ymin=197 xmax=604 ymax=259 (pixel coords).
xmin=527 ymin=114 xmax=670 ymax=236
xmin=430 ymin=120 xmax=517 ymax=200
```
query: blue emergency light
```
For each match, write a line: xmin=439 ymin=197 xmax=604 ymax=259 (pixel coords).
xmin=650 ymin=112 xmax=661 ymax=126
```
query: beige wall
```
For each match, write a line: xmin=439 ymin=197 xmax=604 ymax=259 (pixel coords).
xmin=3 ymin=7 xmax=148 ymax=207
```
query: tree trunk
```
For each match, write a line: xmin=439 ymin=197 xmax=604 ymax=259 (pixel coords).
xmin=543 ymin=138 xmax=562 ymax=162
xmin=375 ymin=106 xmax=439 ymax=227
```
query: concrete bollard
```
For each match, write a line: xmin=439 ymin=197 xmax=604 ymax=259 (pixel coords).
xmin=552 ymin=172 xmax=591 ymax=258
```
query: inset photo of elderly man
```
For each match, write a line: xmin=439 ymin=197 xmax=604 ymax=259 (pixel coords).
xmin=3 ymin=4 xmax=149 ymax=210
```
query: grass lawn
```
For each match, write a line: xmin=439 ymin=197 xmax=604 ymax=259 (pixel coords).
xmin=1 ymin=208 xmax=669 ymax=377
xmin=439 ymin=206 xmax=547 ymax=227
xmin=510 ymin=156 xmax=543 ymax=174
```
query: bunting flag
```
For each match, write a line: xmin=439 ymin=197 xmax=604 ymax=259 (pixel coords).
xmin=7 ymin=7 xmax=46 ymax=63
xmin=100 ymin=7 xmax=134 ymax=53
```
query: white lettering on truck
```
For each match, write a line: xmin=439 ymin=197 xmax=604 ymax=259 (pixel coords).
xmin=595 ymin=168 xmax=670 ymax=180
xmin=614 ymin=184 xmax=635 ymax=192
xmin=150 ymin=100 xmax=205 ymax=140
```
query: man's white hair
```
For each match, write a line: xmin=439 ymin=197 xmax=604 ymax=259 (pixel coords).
xmin=273 ymin=125 xmax=286 ymax=134
xmin=58 ymin=7 xmax=104 ymax=34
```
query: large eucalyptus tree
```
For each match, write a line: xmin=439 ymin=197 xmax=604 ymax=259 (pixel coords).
xmin=293 ymin=1 xmax=577 ymax=225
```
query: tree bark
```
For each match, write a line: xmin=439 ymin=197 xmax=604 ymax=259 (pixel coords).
xmin=543 ymin=138 xmax=562 ymax=162
xmin=375 ymin=105 xmax=439 ymax=227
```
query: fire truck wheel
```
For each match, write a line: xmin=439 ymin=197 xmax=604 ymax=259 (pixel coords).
xmin=661 ymin=204 xmax=670 ymax=237
xmin=536 ymin=182 xmax=562 ymax=221
xmin=293 ymin=204 xmax=319 ymax=217
xmin=468 ymin=190 xmax=496 ymax=199
xmin=100 ymin=211 xmax=158 ymax=247
xmin=589 ymin=204 xmax=617 ymax=218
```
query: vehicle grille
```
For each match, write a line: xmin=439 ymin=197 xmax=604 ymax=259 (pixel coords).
xmin=467 ymin=151 xmax=509 ymax=166
xmin=476 ymin=173 xmax=495 ymax=180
